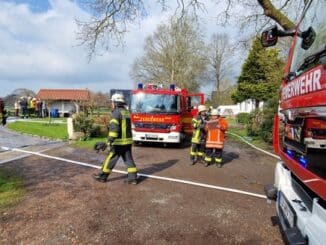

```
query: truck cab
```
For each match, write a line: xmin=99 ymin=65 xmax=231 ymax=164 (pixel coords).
xmin=130 ymin=83 xmax=204 ymax=144
xmin=262 ymin=0 xmax=326 ymax=244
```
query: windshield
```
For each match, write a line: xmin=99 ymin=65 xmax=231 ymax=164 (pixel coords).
xmin=290 ymin=0 xmax=326 ymax=73
xmin=131 ymin=93 xmax=180 ymax=114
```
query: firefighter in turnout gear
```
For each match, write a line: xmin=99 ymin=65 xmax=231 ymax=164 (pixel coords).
xmin=93 ymin=93 xmax=138 ymax=184
xmin=190 ymin=105 xmax=208 ymax=165
xmin=204 ymin=109 xmax=228 ymax=167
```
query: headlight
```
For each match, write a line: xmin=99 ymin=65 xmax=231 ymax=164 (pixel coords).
xmin=170 ymin=125 xmax=177 ymax=130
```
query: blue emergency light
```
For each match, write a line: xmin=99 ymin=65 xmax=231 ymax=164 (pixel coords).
xmin=138 ymin=83 xmax=143 ymax=89
xmin=170 ymin=84 xmax=175 ymax=91
xmin=299 ymin=156 xmax=308 ymax=168
xmin=286 ymin=149 xmax=294 ymax=158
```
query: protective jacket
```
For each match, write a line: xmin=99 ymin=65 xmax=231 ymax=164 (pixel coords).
xmin=108 ymin=106 xmax=133 ymax=146
xmin=191 ymin=115 xmax=207 ymax=144
xmin=205 ymin=117 xmax=228 ymax=149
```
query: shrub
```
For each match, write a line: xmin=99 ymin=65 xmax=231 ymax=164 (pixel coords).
xmin=246 ymin=110 xmax=263 ymax=136
xmin=259 ymin=96 xmax=278 ymax=143
xmin=73 ymin=112 xmax=95 ymax=140
xmin=236 ymin=112 xmax=250 ymax=124
xmin=92 ymin=115 xmax=110 ymax=137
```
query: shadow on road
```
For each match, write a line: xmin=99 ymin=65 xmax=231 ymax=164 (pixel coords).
xmin=108 ymin=159 xmax=179 ymax=184
xmin=222 ymin=151 xmax=239 ymax=165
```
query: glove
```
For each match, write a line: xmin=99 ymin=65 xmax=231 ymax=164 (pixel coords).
xmin=94 ymin=142 xmax=107 ymax=153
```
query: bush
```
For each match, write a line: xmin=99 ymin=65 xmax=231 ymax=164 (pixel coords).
xmin=236 ymin=113 xmax=250 ymax=124
xmin=92 ymin=115 xmax=110 ymax=137
xmin=73 ymin=112 xmax=94 ymax=140
xmin=259 ymin=96 xmax=278 ymax=143
xmin=89 ymin=124 xmax=102 ymax=137
xmin=246 ymin=110 xmax=263 ymax=136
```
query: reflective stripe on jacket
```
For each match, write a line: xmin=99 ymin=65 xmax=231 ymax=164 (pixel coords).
xmin=191 ymin=115 xmax=207 ymax=144
xmin=205 ymin=117 xmax=228 ymax=149
xmin=108 ymin=107 xmax=133 ymax=146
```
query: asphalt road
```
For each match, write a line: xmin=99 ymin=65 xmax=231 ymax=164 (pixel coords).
xmin=0 ymin=126 xmax=283 ymax=244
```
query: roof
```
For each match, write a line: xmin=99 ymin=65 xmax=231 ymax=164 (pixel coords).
xmin=36 ymin=89 xmax=91 ymax=101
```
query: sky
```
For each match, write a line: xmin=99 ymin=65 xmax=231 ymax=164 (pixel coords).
xmin=0 ymin=0 xmax=242 ymax=98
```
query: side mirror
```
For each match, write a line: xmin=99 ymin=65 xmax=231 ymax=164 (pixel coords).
xmin=300 ymin=27 xmax=316 ymax=50
xmin=261 ymin=25 xmax=279 ymax=47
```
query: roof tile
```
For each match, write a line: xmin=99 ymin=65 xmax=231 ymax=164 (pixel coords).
xmin=36 ymin=89 xmax=90 ymax=101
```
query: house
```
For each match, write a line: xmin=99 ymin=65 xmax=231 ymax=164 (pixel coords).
xmin=36 ymin=89 xmax=91 ymax=117
xmin=217 ymin=99 xmax=264 ymax=117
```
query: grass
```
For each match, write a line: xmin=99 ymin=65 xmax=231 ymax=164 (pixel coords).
xmin=71 ymin=137 xmax=107 ymax=150
xmin=0 ymin=170 xmax=24 ymax=210
xmin=226 ymin=118 xmax=274 ymax=152
xmin=7 ymin=121 xmax=68 ymax=140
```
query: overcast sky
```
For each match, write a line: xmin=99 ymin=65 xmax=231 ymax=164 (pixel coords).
xmin=0 ymin=0 xmax=242 ymax=98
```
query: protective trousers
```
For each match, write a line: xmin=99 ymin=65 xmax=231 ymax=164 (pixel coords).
xmin=101 ymin=145 xmax=137 ymax=181
xmin=190 ymin=142 xmax=205 ymax=161
xmin=204 ymin=148 xmax=223 ymax=164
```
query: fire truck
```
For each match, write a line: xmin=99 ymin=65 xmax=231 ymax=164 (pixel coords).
xmin=262 ymin=0 xmax=326 ymax=244
xmin=130 ymin=83 xmax=204 ymax=144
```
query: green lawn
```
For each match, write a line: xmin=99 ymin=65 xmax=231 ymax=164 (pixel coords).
xmin=7 ymin=121 xmax=68 ymax=140
xmin=0 ymin=170 xmax=24 ymax=210
xmin=226 ymin=118 xmax=273 ymax=152
xmin=71 ymin=137 xmax=107 ymax=149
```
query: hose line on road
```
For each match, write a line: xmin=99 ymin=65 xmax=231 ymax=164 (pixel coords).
xmin=1 ymin=146 xmax=267 ymax=200
xmin=227 ymin=132 xmax=280 ymax=159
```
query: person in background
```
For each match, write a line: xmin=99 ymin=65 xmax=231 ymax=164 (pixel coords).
xmin=20 ymin=97 xmax=28 ymax=118
xmin=204 ymin=109 xmax=228 ymax=167
xmin=0 ymin=98 xmax=6 ymax=126
xmin=93 ymin=93 xmax=138 ymax=184
xmin=27 ymin=97 xmax=32 ymax=117
xmin=36 ymin=99 xmax=42 ymax=117
xmin=14 ymin=100 xmax=20 ymax=117
xmin=31 ymin=98 xmax=37 ymax=117
xmin=42 ymin=101 xmax=48 ymax=118
xmin=190 ymin=105 xmax=208 ymax=165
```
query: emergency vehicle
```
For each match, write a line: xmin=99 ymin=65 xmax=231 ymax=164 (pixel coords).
xmin=262 ymin=0 xmax=326 ymax=244
xmin=130 ymin=83 xmax=204 ymax=144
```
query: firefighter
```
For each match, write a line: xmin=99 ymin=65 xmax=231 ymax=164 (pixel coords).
xmin=93 ymin=93 xmax=138 ymax=184
xmin=0 ymin=98 xmax=6 ymax=126
xmin=204 ymin=109 xmax=228 ymax=167
xmin=190 ymin=105 xmax=208 ymax=165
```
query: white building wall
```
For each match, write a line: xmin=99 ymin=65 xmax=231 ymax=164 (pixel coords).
xmin=217 ymin=99 xmax=264 ymax=116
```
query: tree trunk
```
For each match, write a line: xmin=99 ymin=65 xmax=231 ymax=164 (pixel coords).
xmin=255 ymin=100 xmax=260 ymax=110
xmin=257 ymin=0 xmax=296 ymax=30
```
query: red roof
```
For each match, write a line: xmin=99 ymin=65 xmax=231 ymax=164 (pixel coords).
xmin=36 ymin=89 xmax=90 ymax=101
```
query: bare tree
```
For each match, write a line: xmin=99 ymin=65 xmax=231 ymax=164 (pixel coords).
xmin=207 ymin=33 xmax=235 ymax=92
xmin=87 ymin=91 xmax=110 ymax=115
xmin=76 ymin=0 xmax=309 ymax=58
xmin=76 ymin=0 xmax=147 ymax=60
xmin=130 ymin=15 xmax=207 ymax=92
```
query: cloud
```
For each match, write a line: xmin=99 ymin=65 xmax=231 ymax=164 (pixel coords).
xmin=0 ymin=0 xmax=167 ymax=97
xmin=0 ymin=0 xmax=243 ymax=98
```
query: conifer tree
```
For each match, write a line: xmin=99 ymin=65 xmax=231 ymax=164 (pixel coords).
xmin=232 ymin=37 xmax=284 ymax=109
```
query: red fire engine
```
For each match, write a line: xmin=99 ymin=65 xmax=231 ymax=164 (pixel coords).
xmin=262 ymin=0 xmax=325 ymax=244
xmin=130 ymin=83 xmax=204 ymax=144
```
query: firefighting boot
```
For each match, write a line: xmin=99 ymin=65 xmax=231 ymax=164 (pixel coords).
xmin=92 ymin=172 xmax=109 ymax=183
xmin=190 ymin=156 xmax=196 ymax=165
xmin=127 ymin=179 xmax=138 ymax=185
xmin=215 ymin=158 xmax=222 ymax=168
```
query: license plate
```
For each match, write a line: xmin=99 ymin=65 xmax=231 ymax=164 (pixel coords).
xmin=146 ymin=134 xmax=158 ymax=139
xmin=279 ymin=192 xmax=295 ymax=228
